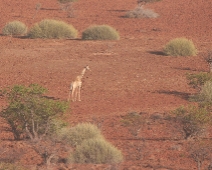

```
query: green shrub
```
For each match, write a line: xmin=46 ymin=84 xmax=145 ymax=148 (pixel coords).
xmin=82 ymin=25 xmax=120 ymax=40
xmin=125 ymin=6 xmax=159 ymax=18
xmin=58 ymin=123 xmax=104 ymax=146
xmin=28 ymin=19 xmax=78 ymax=39
xmin=71 ymin=138 xmax=123 ymax=164
xmin=2 ymin=21 xmax=27 ymax=36
xmin=163 ymin=38 xmax=197 ymax=56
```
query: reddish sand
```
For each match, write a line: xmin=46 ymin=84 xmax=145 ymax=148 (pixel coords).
xmin=0 ymin=0 xmax=212 ymax=169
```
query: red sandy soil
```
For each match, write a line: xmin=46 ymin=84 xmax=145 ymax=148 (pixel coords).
xmin=0 ymin=0 xmax=212 ymax=169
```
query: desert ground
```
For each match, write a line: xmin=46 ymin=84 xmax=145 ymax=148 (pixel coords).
xmin=0 ymin=0 xmax=212 ymax=169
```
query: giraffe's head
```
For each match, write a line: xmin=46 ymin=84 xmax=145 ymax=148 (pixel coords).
xmin=85 ymin=65 xmax=90 ymax=70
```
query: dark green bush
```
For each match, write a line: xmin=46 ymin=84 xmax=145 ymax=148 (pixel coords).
xmin=163 ymin=38 xmax=197 ymax=56
xmin=71 ymin=138 xmax=123 ymax=164
xmin=2 ymin=21 xmax=27 ymax=36
xmin=28 ymin=19 xmax=78 ymax=39
xmin=82 ymin=25 xmax=120 ymax=40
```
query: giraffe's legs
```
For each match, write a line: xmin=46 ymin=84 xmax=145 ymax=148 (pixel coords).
xmin=78 ymin=86 xmax=81 ymax=101
xmin=72 ymin=86 xmax=76 ymax=101
xmin=68 ymin=90 xmax=71 ymax=101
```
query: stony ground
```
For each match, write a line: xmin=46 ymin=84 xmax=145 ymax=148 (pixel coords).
xmin=0 ymin=0 xmax=212 ymax=169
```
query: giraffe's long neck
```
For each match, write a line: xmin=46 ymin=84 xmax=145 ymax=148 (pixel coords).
xmin=80 ymin=68 xmax=87 ymax=79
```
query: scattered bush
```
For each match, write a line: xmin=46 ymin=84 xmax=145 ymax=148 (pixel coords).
xmin=137 ymin=0 xmax=161 ymax=5
xmin=82 ymin=25 xmax=120 ymax=40
xmin=58 ymin=0 xmax=77 ymax=17
xmin=2 ymin=21 xmax=27 ymax=36
xmin=125 ymin=6 xmax=159 ymax=18
xmin=58 ymin=123 xmax=104 ymax=146
xmin=163 ymin=38 xmax=197 ymax=56
xmin=186 ymin=72 xmax=212 ymax=91
xmin=70 ymin=138 xmax=123 ymax=164
xmin=58 ymin=0 xmax=77 ymax=3
xmin=172 ymin=105 xmax=212 ymax=139
xmin=195 ymin=81 xmax=212 ymax=105
xmin=28 ymin=19 xmax=78 ymax=39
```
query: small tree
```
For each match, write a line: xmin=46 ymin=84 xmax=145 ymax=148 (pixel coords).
xmin=0 ymin=84 xmax=68 ymax=141
xmin=172 ymin=105 xmax=212 ymax=140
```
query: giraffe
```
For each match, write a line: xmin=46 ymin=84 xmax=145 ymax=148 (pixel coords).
xmin=68 ymin=65 xmax=90 ymax=102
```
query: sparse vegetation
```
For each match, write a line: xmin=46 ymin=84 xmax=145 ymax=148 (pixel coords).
xmin=58 ymin=0 xmax=77 ymax=17
xmin=196 ymin=81 xmax=212 ymax=103
xmin=58 ymin=0 xmax=77 ymax=3
xmin=137 ymin=0 xmax=161 ymax=6
xmin=189 ymin=141 xmax=212 ymax=170
xmin=163 ymin=38 xmax=197 ymax=56
xmin=82 ymin=25 xmax=120 ymax=40
xmin=186 ymin=72 xmax=212 ymax=91
xmin=70 ymin=138 xmax=123 ymax=164
xmin=121 ymin=112 xmax=144 ymax=137
xmin=0 ymin=163 xmax=27 ymax=170
xmin=172 ymin=105 xmax=212 ymax=139
xmin=28 ymin=19 xmax=78 ymax=39
xmin=2 ymin=21 xmax=27 ymax=36
xmin=125 ymin=6 xmax=159 ymax=18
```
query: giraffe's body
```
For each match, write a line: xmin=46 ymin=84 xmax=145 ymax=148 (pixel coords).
xmin=68 ymin=66 xmax=90 ymax=101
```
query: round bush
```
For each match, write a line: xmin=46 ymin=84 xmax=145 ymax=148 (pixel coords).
xmin=71 ymin=138 xmax=123 ymax=164
xmin=28 ymin=19 xmax=78 ymax=39
xmin=82 ymin=25 xmax=120 ymax=40
xmin=58 ymin=123 xmax=104 ymax=146
xmin=2 ymin=21 xmax=27 ymax=36
xmin=163 ymin=38 xmax=197 ymax=56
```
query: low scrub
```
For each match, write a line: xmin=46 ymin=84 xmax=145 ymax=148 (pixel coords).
xmin=172 ymin=105 xmax=212 ymax=139
xmin=2 ymin=21 xmax=27 ymax=36
xmin=70 ymin=138 xmax=123 ymax=164
xmin=28 ymin=19 xmax=78 ymax=39
xmin=58 ymin=0 xmax=77 ymax=3
xmin=163 ymin=38 xmax=197 ymax=56
xmin=186 ymin=72 xmax=212 ymax=91
xmin=82 ymin=25 xmax=120 ymax=40
xmin=57 ymin=123 xmax=104 ymax=146
xmin=195 ymin=81 xmax=212 ymax=105
xmin=125 ymin=6 xmax=159 ymax=18
xmin=0 ymin=163 xmax=27 ymax=170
